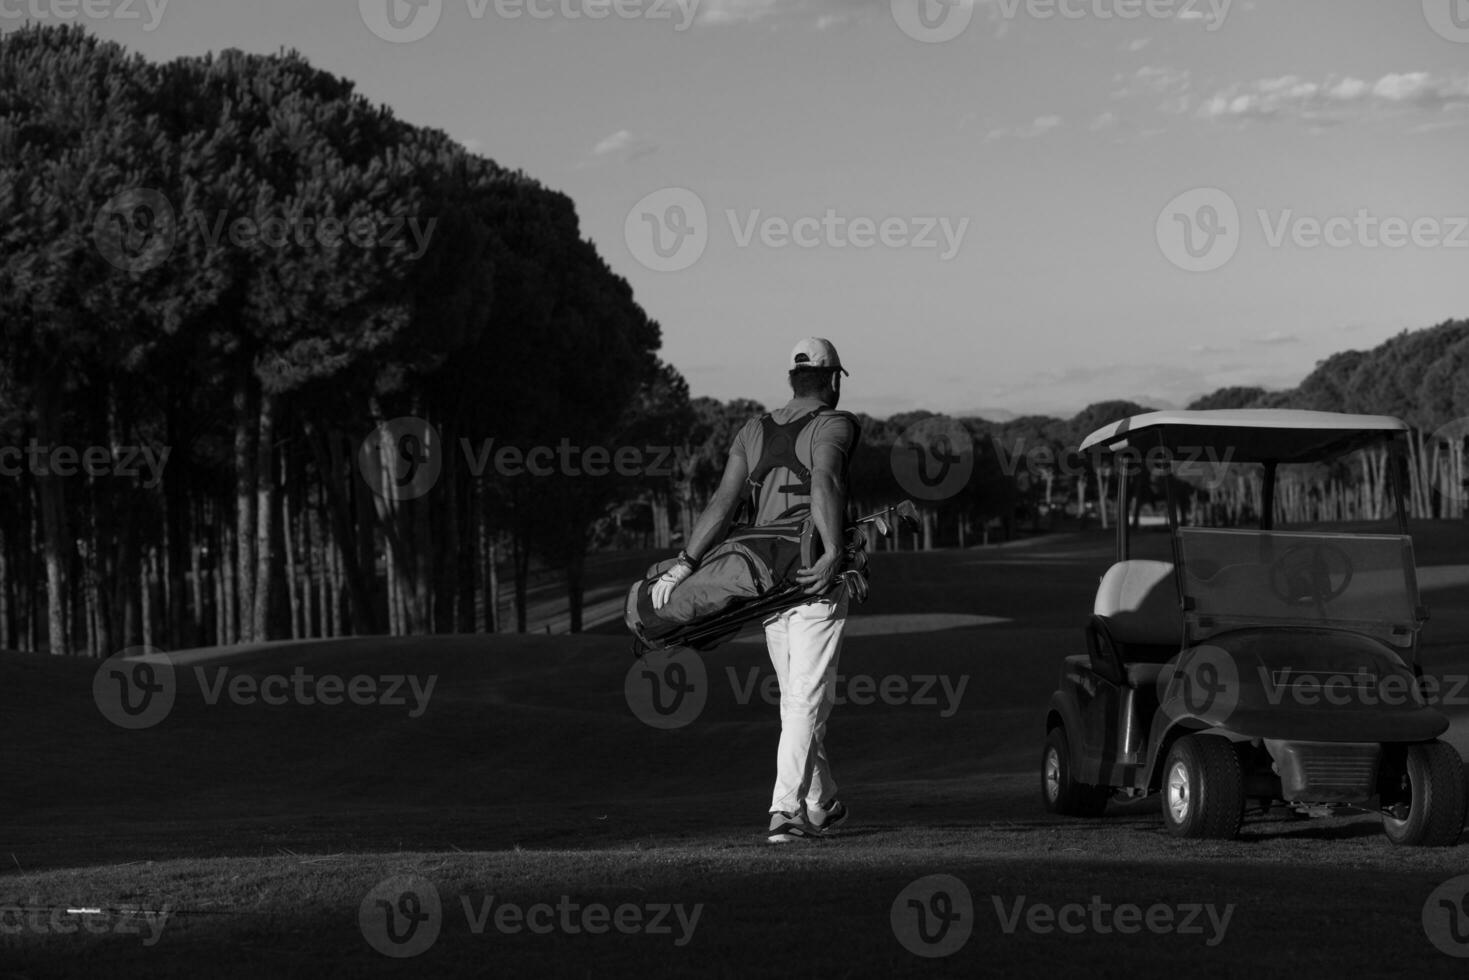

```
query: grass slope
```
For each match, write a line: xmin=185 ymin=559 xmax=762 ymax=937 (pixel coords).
xmin=4 ymin=526 xmax=1469 ymax=977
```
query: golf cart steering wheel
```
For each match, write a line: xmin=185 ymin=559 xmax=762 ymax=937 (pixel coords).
xmin=1268 ymin=543 xmax=1354 ymax=606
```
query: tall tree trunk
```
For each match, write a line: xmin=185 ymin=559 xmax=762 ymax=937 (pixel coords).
xmin=304 ymin=422 xmax=379 ymax=634
xmin=36 ymin=379 xmax=70 ymax=655
xmin=189 ymin=505 xmax=206 ymax=647
xmin=487 ymin=526 xmax=500 ymax=635
xmin=455 ymin=475 xmax=475 ymax=633
xmin=652 ymin=493 xmax=671 ymax=549
xmin=0 ymin=529 xmax=9 ymax=651
xmin=512 ymin=523 xmax=529 ymax=633
xmin=221 ymin=519 xmax=237 ymax=644
xmin=233 ymin=366 xmax=258 ymax=643
xmin=164 ymin=401 xmax=191 ymax=649
xmin=141 ymin=547 xmax=154 ymax=650
xmin=252 ymin=393 xmax=277 ymax=642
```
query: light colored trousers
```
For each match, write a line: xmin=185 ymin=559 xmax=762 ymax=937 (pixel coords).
xmin=764 ymin=585 xmax=850 ymax=815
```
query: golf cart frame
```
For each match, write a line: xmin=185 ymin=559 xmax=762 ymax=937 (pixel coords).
xmin=1041 ymin=410 xmax=1467 ymax=845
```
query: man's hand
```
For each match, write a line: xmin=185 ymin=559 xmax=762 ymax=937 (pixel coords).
xmin=794 ymin=550 xmax=842 ymax=596
xmin=651 ymin=561 xmax=693 ymax=610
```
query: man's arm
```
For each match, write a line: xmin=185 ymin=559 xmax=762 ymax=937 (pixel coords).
xmin=793 ymin=439 xmax=849 ymax=594
xmin=651 ymin=436 xmax=751 ymax=611
xmin=683 ymin=449 xmax=749 ymax=562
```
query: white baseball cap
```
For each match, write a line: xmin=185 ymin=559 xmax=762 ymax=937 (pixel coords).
xmin=789 ymin=337 xmax=849 ymax=376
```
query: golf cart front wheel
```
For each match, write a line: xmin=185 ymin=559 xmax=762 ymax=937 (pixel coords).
xmin=1382 ymin=741 xmax=1466 ymax=847
xmin=1041 ymin=727 xmax=1109 ymax=818
xmin=1161 ymin=735 xmax=1245 ymax=840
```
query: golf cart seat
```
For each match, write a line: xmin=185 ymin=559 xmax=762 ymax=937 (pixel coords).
xmin=1091 ymin=560 xmax=1183 ymax=688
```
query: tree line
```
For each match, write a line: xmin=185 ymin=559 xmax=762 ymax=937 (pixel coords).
xmin=1 ymin=25 xmax=681 ymax=655
xmin=2 ymin=26 xmax=1464 ymax=656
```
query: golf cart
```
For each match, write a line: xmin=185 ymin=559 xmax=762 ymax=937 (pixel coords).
xmin=1040 ymin=410 xmax=1467 ymax=845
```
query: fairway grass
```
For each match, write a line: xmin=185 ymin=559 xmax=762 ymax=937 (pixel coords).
xmin=6 ymin=527 xmax=1469 ymax=977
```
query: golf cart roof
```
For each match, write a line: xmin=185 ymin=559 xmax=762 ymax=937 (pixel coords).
xmin=1080 ymin=410 xmax=1409 ymax=462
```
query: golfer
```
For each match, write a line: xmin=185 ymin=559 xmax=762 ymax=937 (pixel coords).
xmin=651 ymin=338 xmax=860 ymax=843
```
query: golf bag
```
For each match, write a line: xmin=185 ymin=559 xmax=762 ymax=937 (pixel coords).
xmin=625 ymin=514 xmax=818 ymax=648
xmin=624 ymin=501 xmax=918 ymax=657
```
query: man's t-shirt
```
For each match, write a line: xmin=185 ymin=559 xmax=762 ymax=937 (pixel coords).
xmin=729 ymin=399 xmax=858 ymax=526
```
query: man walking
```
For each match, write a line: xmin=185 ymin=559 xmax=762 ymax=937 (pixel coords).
xmin=651 ymin=339 xmax=860 ymax=843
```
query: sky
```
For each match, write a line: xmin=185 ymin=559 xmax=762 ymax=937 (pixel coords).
xmin=15 ymin=0 xmax=1469 ymax=419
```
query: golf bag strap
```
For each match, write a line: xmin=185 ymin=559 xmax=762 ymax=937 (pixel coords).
xmin=740 ymin=408 xmax=860 ymax=524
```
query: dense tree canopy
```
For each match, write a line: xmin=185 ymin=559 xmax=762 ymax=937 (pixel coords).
xmin=2 ymin=26 xmax=1464 ymax=656
xmin=0 ymin=25 xmax=672 ymax=653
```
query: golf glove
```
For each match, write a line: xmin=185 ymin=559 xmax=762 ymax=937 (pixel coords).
xmin=651 ymin=560 xmax=693 ymax=610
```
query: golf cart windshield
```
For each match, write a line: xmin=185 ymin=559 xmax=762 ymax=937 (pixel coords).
xmin=1177 ymin=528 xmax=1422 ymax=648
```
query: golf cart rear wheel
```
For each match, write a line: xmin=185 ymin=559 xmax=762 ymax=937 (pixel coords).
xmin=1041 ymin=727 xmax=1109 ymax=817
xmin=1161 ymin=735 xmax=1245 ymax=840
xmin=1382 ymin=740 xmax=1466 ymax=847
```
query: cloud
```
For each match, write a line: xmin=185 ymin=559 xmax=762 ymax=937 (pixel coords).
xmin=696 ymin=0 xmax=877 ymax=27
xmin=984 ymin=115 xmax=1064 ymax=142
xmin=1022 ymin=115 xmax=1064 ymax=137
xmin=1199 ymin=71 xmax=1469 ymax=124
xmin=1115 ymin=65 xmax=1192 ymax=96
xmin=1111 ymin=66 xmax=1193 ymax=115
xmin=1125 ymin=37 xmax=1153 ymax=53
xmin=696 ymin=0 xmax=787 ymax=24
xmin=1255 ymin=331 xmax=1301 ymax=346
xmin=590 ymin=129 xmax=658 ymax=162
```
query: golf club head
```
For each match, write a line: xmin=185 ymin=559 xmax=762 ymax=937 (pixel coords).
xmin=894 ymin=499 xmax=920 ymax=531
xmin=872 ymin=516 xmax=892 ymax=538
